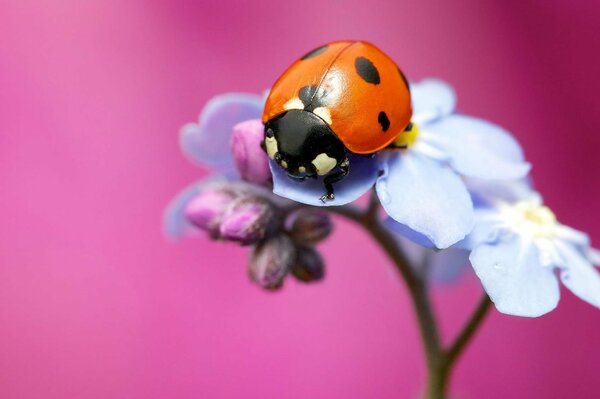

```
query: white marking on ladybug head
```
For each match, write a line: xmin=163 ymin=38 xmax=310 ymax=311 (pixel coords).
xmin=283 ymin=97 xmax=304 ymax=111
xmin=313 ymin=107 xmax=332 ymax=125
xmin=312 ymin=153 xmax=337 ymax=176
xmin=280 ymin=160 xmax=288 ymax=169
xmin=298 ymin=166 xmax=306 ymax=174
xmin=265 ymin=136 xmax=278 ymax=160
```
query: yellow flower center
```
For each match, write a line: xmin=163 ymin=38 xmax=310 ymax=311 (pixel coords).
xmin=502 ymin=201 xmax=557 ymax=239
xmin=392 ymin=121 xmax=420 ymax=148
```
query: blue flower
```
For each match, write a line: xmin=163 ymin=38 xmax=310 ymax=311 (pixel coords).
xmin=463 ymin=179 xmax=600 ymax=317
xmin=273 ymin=79 xmax=531 ymax=248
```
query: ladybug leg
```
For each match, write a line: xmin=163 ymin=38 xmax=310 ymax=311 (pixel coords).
xmin=320 ymin=157 xmax=349 ymax=202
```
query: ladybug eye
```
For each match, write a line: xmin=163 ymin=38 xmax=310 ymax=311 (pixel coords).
xmin=266 ymin=128 xmax=274 ymax=138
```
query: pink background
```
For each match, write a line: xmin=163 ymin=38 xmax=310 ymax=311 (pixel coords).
xmin=1 ymin=1 xmax=599 ymax=398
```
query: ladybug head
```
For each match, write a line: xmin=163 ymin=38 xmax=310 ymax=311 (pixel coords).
xmin=263 ymin=110 xmax=346 ymax=181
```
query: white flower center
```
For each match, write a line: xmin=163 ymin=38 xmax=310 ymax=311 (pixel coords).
xmin=500 ymin=201 xmax=557 ymax=239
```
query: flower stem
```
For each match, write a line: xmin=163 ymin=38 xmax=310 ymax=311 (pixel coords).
xmin=326 ymin=198 xmax=491 ymax=399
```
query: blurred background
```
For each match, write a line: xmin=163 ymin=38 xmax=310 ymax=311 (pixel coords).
xmin=1 ymin=1 xmax=599 ymax=398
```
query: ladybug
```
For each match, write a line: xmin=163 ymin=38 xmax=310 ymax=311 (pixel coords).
xmin=262 ymin=40 xmax=413 ymax=201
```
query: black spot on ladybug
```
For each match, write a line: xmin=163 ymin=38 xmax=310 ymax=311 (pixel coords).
xmin=397 ymin=67 xmax=409 ymax=90
xmin=355 ymin=57 xmax=380 ymax=84
xmin=299 ymin=85 xmax=330 ymax=111
xmin=301 ymin=45 xmax=329 ymax=60
xmin=378 ymin=111 xmax=390 ymax=132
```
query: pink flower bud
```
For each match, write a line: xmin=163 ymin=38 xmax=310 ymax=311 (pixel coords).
xmin=219 ymin=196 xmax=275 ymax=245
xmin=291 ymin=246 xmax=325 ymax=282
xmin=249 ymin=235 xmax=296 ymax=289
xmin=184 ymin=188 xmax=235 ymax=238
xmin=288 ymin=209 xmax=333 ymax=244
xmin=230 ymin=119 xmax=271 ymax=185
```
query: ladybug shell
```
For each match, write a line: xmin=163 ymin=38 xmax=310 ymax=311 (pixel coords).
xmin=262 ymin=40 xmax=412 ymax=154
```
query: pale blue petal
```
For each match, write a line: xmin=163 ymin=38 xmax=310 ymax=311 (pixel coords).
xmin=180 ymin=93 xmax=264 ymax=172
xmin=410 ymin=79 xmax=456 ymax=123
xmin=589 ymin=248 xmax=600 ymax=265
xmin=376 ymin=151 xmax=474 ymax=249
xmin=455 ymin=209 xmax=504 ymax=250
xmin=465 ymin=178 xmax=539 ymax=208
xmin=163 ymin=177 xmax=225 ymax=239
xmin=422 ymin=115 xmax=531 ymax=180
xmin=555 ymin=241 xmax=600 ymax=309
xmin=555 ymin=224 xmax=590 ymax=254
xmin=270 ymin=154 xmax=378 ymax=206
xmin=470 ymin=235 xmax=560 ymax=317
xmin=429 ymin=248 xmax=470 ymax=283
xmin=398 ymin=236 xmax=470 ymax=283
xmin=384 ymin=217 xmax=436 ymax=248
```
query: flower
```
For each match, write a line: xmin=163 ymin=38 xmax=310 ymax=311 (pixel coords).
xmin=463 ymin=179 xmax=600 ymax=317
xmin=270 ymin=79 xmax=531 ymax=248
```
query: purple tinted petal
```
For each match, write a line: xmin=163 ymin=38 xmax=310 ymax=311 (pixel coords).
xmin=376 ymin=151 xmax=474 ymax=249
xmin=422 ymin=115 xmax=531 ymax=180
xmin=271 ymin=154 xmax=378 ymax=206
xmin=470 ymin=235 xmax=560 ymax=317
xmin=180 ymin=93 xmax=264 ymax=172
xmin=163 ymin=177 xmax=225 ymax=239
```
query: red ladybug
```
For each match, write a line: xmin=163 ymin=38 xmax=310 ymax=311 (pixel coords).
xmin=262 ymin=40 xmax=412 ymax=201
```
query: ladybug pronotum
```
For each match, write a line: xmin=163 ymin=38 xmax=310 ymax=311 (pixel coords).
xmin=262 ymin=40 xmax=413 ymax=201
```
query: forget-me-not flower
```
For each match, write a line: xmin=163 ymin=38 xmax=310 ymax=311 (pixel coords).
xmin=462 ymin=179 xmax=600 ymax=317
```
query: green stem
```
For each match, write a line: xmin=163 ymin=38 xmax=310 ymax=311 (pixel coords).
xmin=327 ymin=199 xmax=491 ymax=399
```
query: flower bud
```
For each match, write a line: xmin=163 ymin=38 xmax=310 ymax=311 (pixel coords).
xmin=219 ymin=196 xmax=276 ymax=245
xmin=288 ymin=209 xmax=333 ymax=244
xmin=230 ymin=119 xmax=271 ymax=185
xmin=184 ymin=188 xmax=235 ymax=238
xmin=291 ymin=246 xmax=325 ymax=282
xmin=249 ymin=235 xmax=296 ymax=289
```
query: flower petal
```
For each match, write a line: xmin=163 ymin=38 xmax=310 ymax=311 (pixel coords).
xmin=456 ymin=209 xmax=505 ymax=249
xmin=470 ymin=235 xmax=560 ymax=317
xmin=421 ymin=115 xmax=531 ymax=180
xmin=555 ymin=241 xmax=600 ymax=309
xmin=410 ymin=79 xmax=456 ymax=123
xmin=163 ymin=178 xmax=225 ymax=239
xmin=376 ymin=151 xmax=474 ymax=249
xmin=271 ymin=154 xmax=378 ymax=206
xmin=384 ymin=217 xmax=436 ymax=248
xmin=589 ymin=248 xmax=600 ymax=265
xmin=398 ymin=235 xmax=470 ymax=283
xmin=180 ymin=93 xmax=264 ymax=172
xmin=465 ymin=177 xmax=540 ymax=208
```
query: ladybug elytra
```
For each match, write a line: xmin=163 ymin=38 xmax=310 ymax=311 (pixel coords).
xmin=262 ymin=40 xmax=412 ymax=201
